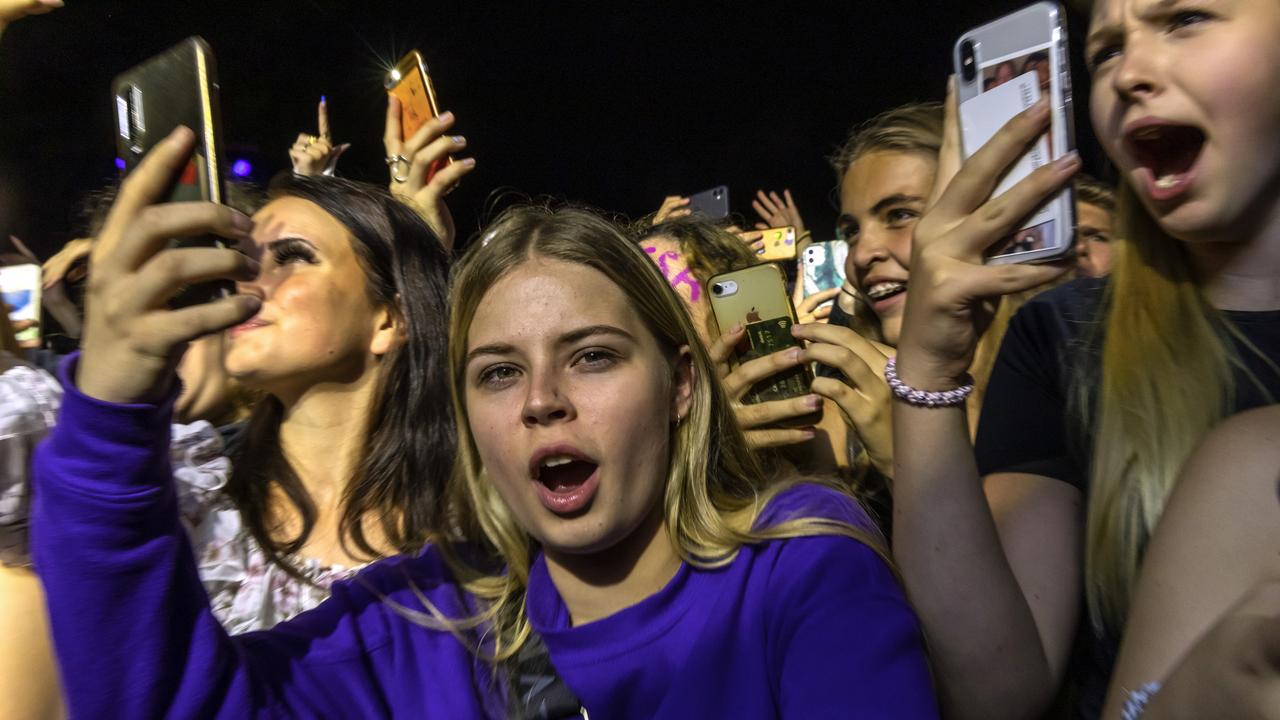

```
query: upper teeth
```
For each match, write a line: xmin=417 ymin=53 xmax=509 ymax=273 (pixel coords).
xmin=1155 ymin=175 xmax=1179 ymax=189
xmin=541 ymin=455 xmax=574 ymax=468
xmin=1133 ymin=127 xmax=1163 ymax=141
xmin=867 ymin=282 xmax=906 ymax=300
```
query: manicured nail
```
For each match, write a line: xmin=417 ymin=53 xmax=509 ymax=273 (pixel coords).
xmin=805 ymin=394 xmax=822 ymax=409
xmin=787 ymin=347 xmax=803 ymax=363
xmin=451 ymin=135 xmax=465 ymax=144
xmin=438 ymin=111 xmax=454 ymax=123
xmin=320 ymin=95 xmax=327 ymax=105
xmin=1056 ymin=151 xmax=1081 ymax=172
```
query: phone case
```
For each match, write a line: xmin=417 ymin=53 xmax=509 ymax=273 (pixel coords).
xmin=758 ymin=226 xmax=797 ymax=262
xmin=707 ymin=265 xmax=818 ymax=423
xmin=801 ymin=241 xmax=849 ymax=309
xmin=113 ymin=37 xmax=232 ymax=307
xmin=386 ymin=50 xmax=451 ymax=180
xmin=954 ymin=2 xmax=1076 ymax=265
xmin=0 ymin=264 xmax=41 ymax=344
xmin=687 ymin=185 xmax=729 ymax=220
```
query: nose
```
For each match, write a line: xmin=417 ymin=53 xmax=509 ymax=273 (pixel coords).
xmin=1111 ymin=32 xmax=1162 ymax=102
xmin=851 ymin=225 xmax=891 ymax=272
xmin=522 ymin=368 xmax=574 ymax=427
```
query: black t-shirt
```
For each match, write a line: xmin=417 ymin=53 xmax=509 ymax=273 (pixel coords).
xmin=975 ymin=277 xmax=1280 ymax=719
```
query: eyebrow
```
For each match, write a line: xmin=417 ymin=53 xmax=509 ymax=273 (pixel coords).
xmin=266 ymin=236 xmax=319 ymax=253
xmin=870 ymin=193 xmax=926 ymax=216
xmin=1086 ymin=0 xmax=1185 ymax=49
xmin=465 ymin=324 xmax=637 ymax=365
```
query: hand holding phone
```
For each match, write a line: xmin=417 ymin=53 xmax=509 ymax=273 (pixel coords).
xmin=77 ymin=127 xmax=261 ymax=406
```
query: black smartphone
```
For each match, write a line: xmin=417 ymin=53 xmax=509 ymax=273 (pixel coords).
xmin=687 ymin=185 xmax=729 ymax=221
xmin=113 ymin=37 xmax=233 ymax=307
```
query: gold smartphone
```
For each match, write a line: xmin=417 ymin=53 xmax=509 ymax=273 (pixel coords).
xmin=757 ymin=225 xmax=797 ymax=262
xmin=707 ymin=264 xmax=820 ymax=425
xmin=385 ymin=50 xmax=452 ymax=180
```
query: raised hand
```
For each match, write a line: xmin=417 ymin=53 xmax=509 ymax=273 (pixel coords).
xmin=707 ymin=325 xmax=819 ymax=449
xmin=383 ymin=95 xmax=475 ymax=250
xmin=653 ymin=196 xmax=692 ymax=224
xmin=288 ymin=97 xmax=350 ymax=177
xmin=751 ymin=189 xmax=806 ymax=236
xmin=894 ymin=97 xmax=1075 ymax=391
xmin=76 ymin=127 xmax=261 ymax=405
xmin=791 ymin=322 xmax=895 ymax=477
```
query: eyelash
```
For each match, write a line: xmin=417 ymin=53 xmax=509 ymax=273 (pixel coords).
xmin=1088 ymin=9 xmax=1215 ymax=71
xmin=271 ymin=238 xmax=318 ymax=265
xmin=574 ymin=348 xmax=619 ymax=370
xmin=885 ymin=208 xmax=919 ymax=227
xmin=475 ymin=349 xmax=620 ymax=389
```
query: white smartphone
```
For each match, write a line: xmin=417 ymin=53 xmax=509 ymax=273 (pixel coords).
xmin=955 ymin=1 xmax=1076 ymax=265
xmin=801 ymin=241 xmax=848 ymax=310
xmin=0 ymin=264 xmax=41 ymax=345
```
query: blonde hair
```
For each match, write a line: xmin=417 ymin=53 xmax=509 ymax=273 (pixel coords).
xmin=427 ymin=205 xmax=888 ymax=661
xmin=1083 ymin=181 xmax=1275 ymax=629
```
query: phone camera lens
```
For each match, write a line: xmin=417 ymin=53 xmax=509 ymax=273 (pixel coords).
xmin=711 ymin=283 xmax=723 ymax=295
xmin=960 ymin=41 xmax=977 ymax=83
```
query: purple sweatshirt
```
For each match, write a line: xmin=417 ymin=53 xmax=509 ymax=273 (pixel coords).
xmin=32 ymin=357 xmax=938 ymax=719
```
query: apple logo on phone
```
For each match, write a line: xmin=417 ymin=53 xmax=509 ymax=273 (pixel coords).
xmin=746 ymin=307 xmax=761 ymax=324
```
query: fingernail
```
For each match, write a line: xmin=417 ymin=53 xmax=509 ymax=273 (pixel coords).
xmin=730 ymin=323 xmax=743 ymax=334
xmin=231 ymin=212 xmax=254 ymax=232
xmin=451 ymin=135 xmax=465 ymax=144
xmin=756 ymin=248 xmax=765 ymax=255
xmin=320 ymin=95 xmax=327 ymax=105
xmin=438 ymin=111 xmax=454 ymax=123
xmin=1057 ymin=151 xmax=1081 ymax=172
xmin=800 ymin=429 xmax=816 ymax=440
xmin=787 ymin=347 xmax=803 ymax=363
xmin=805 ymin=394 xmax=822 ymax=409
xmin=1030 ymin=98 xmax=1050 ymax=119
xmin=462 ymin=158 xmax=477 ymax=167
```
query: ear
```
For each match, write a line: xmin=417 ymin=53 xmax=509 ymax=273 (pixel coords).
xmin=369 ymin=300 xmax=408 ymax=357
xmin=670 ymin=344 xmax=695 ymax=424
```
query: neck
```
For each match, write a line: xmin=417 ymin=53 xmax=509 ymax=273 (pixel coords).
xmin=1189 ymin=193 xmax=1280 ymax=312
xmin=543 ymin=503 xmax=681 ymax=627
xmin=274 ymin=368 xmax=380 ymax=507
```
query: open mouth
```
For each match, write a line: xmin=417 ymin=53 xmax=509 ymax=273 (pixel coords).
xmin=534 ymin=455 xmax=599 ymax=494
xmin=1125 ymin=122 xmax=1205 ymax=200
xmin=865 ymin=281 xmax=908 ymax=302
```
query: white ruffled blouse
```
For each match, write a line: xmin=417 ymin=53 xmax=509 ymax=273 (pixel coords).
xmin=0 ymin=355 xmax=360 ymax=635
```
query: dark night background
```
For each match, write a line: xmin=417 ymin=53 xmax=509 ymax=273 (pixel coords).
xmin=0 ymin=1 xmax=1106 ymax=260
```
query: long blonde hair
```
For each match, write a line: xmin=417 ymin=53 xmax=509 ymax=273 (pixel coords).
xmin=1082 ymin=181 xmax=1274 ymax=629
xmin=432 ymin=205 xmax=888 ymax=661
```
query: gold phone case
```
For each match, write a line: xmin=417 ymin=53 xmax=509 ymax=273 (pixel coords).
xmin=758 ymin=225 xmax=797 ymax=262
xmin=707 ymin=264 xmax=817 ymax=418
xmin=386 ymin=50 xmax=452 ymax=176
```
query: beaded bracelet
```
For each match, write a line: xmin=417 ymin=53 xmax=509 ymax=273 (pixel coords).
xmin=884 ymin=356 xmax=974 ymax=408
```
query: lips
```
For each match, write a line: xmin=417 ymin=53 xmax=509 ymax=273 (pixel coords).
xmin=1123 ymin=119 xmax=1206 ymax=202
xmin=229 ymin=317 xmax=269 ymax=338
xmin=529 ymin=444 xmax=601 ymax=515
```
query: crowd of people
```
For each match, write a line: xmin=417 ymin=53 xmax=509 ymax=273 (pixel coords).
xmin=2 ymin=0 xmax=1279 ymax=718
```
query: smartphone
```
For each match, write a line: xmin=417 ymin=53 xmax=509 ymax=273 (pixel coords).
xmin=386 ymin=50 xmax=451 ymax=181
xmin=113 ymin=37 xmax=233 ymax=308
xmin=687 ymin=185 xmax=729 ymax=221
xmin=0 ymin=264 xmax=41 ymax=345
xmin=801 ymin=241 xmax=849 ymax=310
xmin=757 ymin=226 xmax=797 ymax=262
xmin=954 ymin=2 xmax=1076 ymax=265
xmin=708 ymin=264 xmax=820 ymax=425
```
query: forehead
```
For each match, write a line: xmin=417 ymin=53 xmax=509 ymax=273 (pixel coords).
xmin=246 ymin=196 xmax=352 ymax=250
xmin=467 ymin=257 xmax=643 ymax=348
xmin=839 ymin=151 xmax=937 ymax=214
xmin=1076 ymin=201 xmax=1114 ymax=230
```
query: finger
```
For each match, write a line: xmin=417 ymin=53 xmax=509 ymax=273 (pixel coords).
xmin=722 ymin=346 xmax=804 ymax=399
xmin=755 ymin=190 xmax=779 ymax=215
xmin=812 ymin=304 xmax=833 ymax=321
xmin=11 ymin=319 xmax=36 ymax=332
xmin=929 ymin=75 xmax=963 ymax=209
xmin=946 ymin=258 xmax=1071 ymax=302
xmin=735 ymin=394 xmax=823 ymax=430
xmin=317 ymin=96 xmax=331 ymax=141
xmin=422 ymin=156 xmax=477 ymax=196
xmin=409 ymin=134 xmax=466 ymax=187
xmin=404 ymin=111 xmax=456 ymax=157
xmin=141 ymin=294 xmax=262 ymax=349
xmin=930 ymin=97 xmax=1053 ymax=222
xmin=707 ymin=323 xmax=744 ymax=370
xmin=791 ymin=320 xmax=889 ymax=362
xmin=752 ymin=198 xmax=773 ymax=221
xmin=384 ymin=94 xmax=403 ymax=152
xmin=953 ymin=152 xmax=1080 ymax=256
xmin=293 ymin=132 xmax=312 ymax=148
xmin=768 ymin=191 xmax=785 ymax=210
xmin=107 ymin=202 xmax=253 ymax=274
xmin=745 ymin=427 xmax=817 ymax=450
xmin=738 ymin=230 xmax=763 ymax=243
xmin=796 ymin=287 xmax=841 ymax=314
xmin=783 ymin=189 xmax=797 ymax=209
xmin=133 ymin=247 xmax=260 ymax=311
xmin=97 ymin=127 xmax=197 ymax=266
xmin=752 ymin=241 xmax=765 ymax=254
xmin=754 ymin=222 xmax=768 ymax=231
xmin=802 ymin=342 xmax=881 ymax=392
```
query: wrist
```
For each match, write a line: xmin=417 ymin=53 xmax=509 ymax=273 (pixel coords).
xmin=891 ymin=345 xmax=972 ymax=392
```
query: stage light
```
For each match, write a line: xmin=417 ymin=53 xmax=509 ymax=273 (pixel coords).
xmin=231 ymin=159 xmax=252 ymax=177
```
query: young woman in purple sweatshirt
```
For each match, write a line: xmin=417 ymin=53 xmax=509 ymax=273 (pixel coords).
xmin=32 ymin=127 xmax=938 ymax=718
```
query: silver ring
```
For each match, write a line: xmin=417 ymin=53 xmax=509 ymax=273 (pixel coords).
xmin=385 ymin=154 xmax=410 ymax=183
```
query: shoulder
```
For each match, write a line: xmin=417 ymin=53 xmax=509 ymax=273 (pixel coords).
xmin=755 ymin=481 xmax=879 ymax=535
xmin=1006 ymin=276 xmax=1107 ymax=344
xmin=1174 ymin=406 xmax=1280 ymax=506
